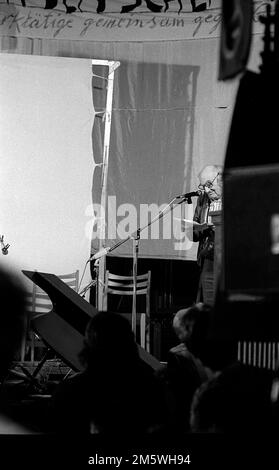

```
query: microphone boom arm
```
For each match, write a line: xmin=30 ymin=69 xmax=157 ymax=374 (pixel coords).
xmin=85 ymin=189 xmax=199 ymax=316
xmin=89 ymin=189 xmax=200 ymax=262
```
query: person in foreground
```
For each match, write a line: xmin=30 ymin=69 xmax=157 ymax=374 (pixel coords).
xmin=51 ymin=311 xmax=167 ymax=436
xmin=159 ymin=303 xmax=215 ymax=433
xmin=0 ymin=266 xmax=31 ymax=434
xmin=190 ymin=360 xmax=274 ymax=434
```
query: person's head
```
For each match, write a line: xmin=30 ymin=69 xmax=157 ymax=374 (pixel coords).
xmin=80 ymin=311 xmax=139 ymax=370
xmin=190 ymin=363 xmax=273 ymax=433
xmin=173 ymin=303 xmax=210 ymax=354
xmin=198 ymin=164 xmax=223 ymax=201
xmin=0 ymin=267 xmax=26 ymax=379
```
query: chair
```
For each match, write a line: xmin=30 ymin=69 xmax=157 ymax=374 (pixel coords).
xmin=103 ymin=270 xmax=151 ymax=352
xmin=20 ymin=270 xmax=79 ymax=363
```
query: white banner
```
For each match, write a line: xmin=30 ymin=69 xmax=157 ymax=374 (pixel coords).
xmin=0 ymin=1 xmax=268 ymax=42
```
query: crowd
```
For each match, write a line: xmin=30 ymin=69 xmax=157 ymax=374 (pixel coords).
xmin=0 ymin=265 xmax=278 ymax=441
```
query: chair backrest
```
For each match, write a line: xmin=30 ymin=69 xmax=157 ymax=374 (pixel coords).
xmin=26 ymin=270 xmax=79 ymax=315
xmin=103 ymin=270 xmax=151 ymax=315
xmin=58 ymin=271 xmax=79 ymax=292
xmin=21 ymin=271 xmax=79 ymax=363
xmin=103 ymin=270 xmax=152 ymax=351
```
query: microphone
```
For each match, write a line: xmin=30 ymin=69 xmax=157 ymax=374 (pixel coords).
xmin=176 ymin=190 xmax=203 ymax=199
xmin=0 ymin=235 xmax=9 ymax=255
xmin=89 ymin=246 xmax=111 ymax=261
xmin=2 ymin=244 xmax=9 ymax=255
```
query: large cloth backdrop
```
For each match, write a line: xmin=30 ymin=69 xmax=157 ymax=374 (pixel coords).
xmin=0 ymin=53 xmax=94 ymax=289
xmin=0 ymin=0 xmax=265 ymax=264
xmin=92 ymin=56 xmax=236 ymax=260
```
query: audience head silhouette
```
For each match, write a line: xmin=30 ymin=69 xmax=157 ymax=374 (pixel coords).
xmin=190 ymin=362 xmax=273 ymax=433
xmin=160 ymin=303 xmax=214 ymax=433
xmin=79 ymin=310 xmax=139 ymax=370
xmin=0 ymin=266 xmax=33 ymax=434
xmin=53 ymin=311 xmax=165 ymax=435
xmin=173 ymin=303 xmax=210 ymax=357
xmin=0 ymin=266 xmax=26 ymax=380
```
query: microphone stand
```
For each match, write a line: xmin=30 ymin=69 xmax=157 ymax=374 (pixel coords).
xmin=79 ymin=278 xmax=97 ymax=298
xmin=84 ymin=192 xmax=196 ymax=338
xmin=78 ymin=259 xmax=100 ymax=307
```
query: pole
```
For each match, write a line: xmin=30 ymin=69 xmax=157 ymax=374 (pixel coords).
xmin=92 ymin=60 xmax=120 ymax=311
xmin=132 ymin=229 xmax=140 ymax=336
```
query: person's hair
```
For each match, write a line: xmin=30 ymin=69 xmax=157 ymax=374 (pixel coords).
xmin=0 ymin=267 xmax=26 ymax=378
xmin=79 ymin=311 xmax=139 ymax=369
xmin=198 ymin=164 xmax=223 ymax=183
xmin=173 ymin=303 xmax=211 ymax=351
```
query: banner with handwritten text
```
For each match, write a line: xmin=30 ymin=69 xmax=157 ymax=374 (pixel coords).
xmin=0 ymin=1 xmax=267 ymax=42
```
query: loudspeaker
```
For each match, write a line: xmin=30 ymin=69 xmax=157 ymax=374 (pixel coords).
xmin=223 ymin=164 xmax=279 ymax=298
xmin=208 ymin=165 xmax=279 ymax=343
xmin=219 ymin=0 xmax=253 ymax=80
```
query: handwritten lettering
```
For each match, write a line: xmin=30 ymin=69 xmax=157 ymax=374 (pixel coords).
xmin=0 ymin=11 xmax=73 ymax=37
xmin=193 ymin=12 xmax=221 ymax=37
xmin=9 ymin=14 xmax=26 ymax=33
xmin=80 ymin=14 xmax=185 ymax=36
xmin=0 ymin=2 xmax=268 ymax=41
xmin=80 ymin=18 xmax=94 ymax=36
xmin=125 ymin=18 xmax=145 ymax=27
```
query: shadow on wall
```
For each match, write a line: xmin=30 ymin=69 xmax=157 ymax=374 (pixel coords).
xmin=91 ymin=61 xmax=200 ymax=260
